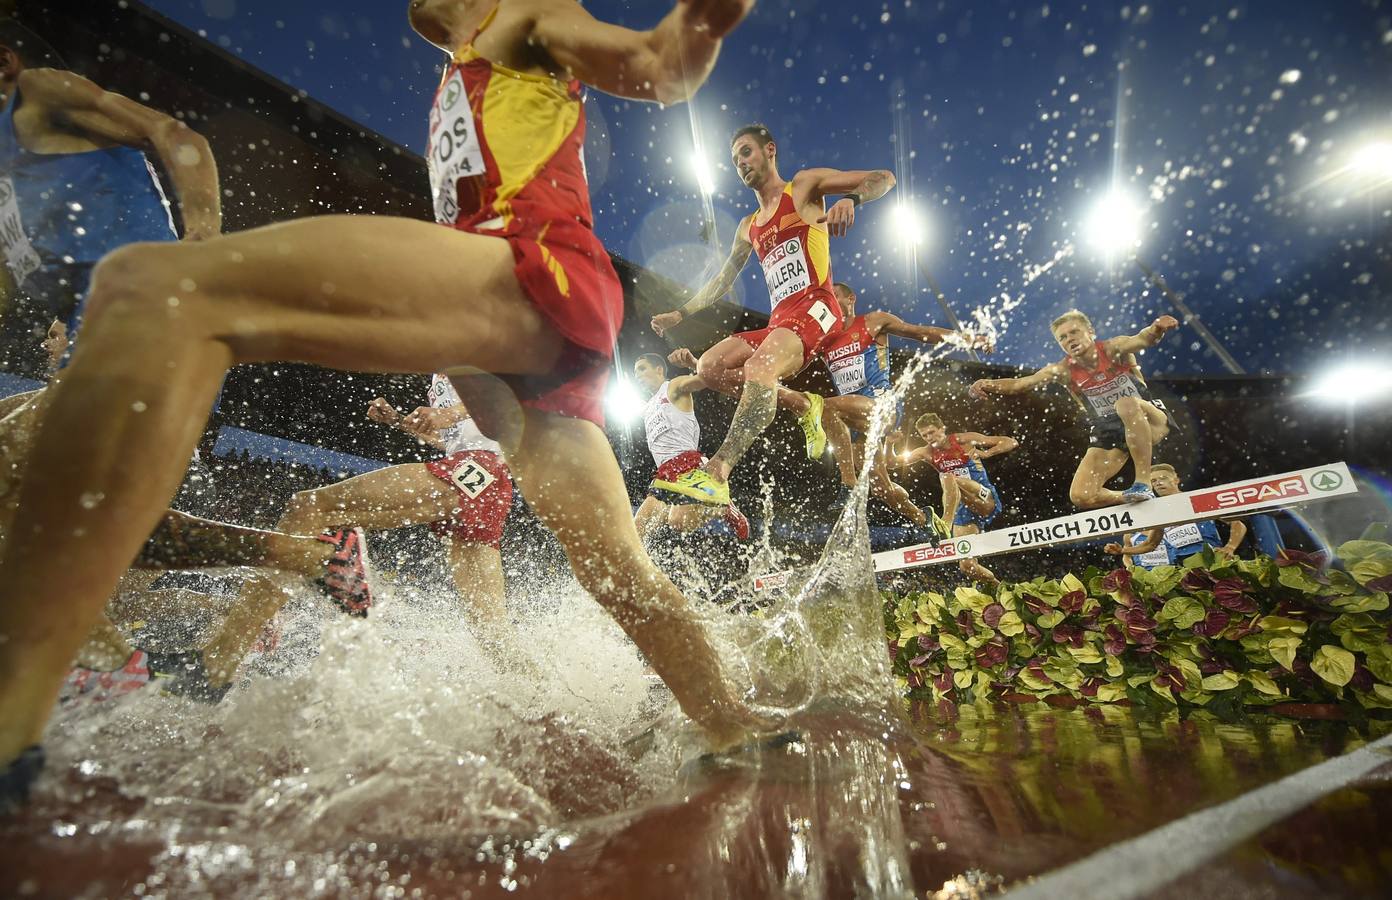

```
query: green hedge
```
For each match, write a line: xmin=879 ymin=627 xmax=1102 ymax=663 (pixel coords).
xmin=885 ymin=539 xmax=1392 ymax=716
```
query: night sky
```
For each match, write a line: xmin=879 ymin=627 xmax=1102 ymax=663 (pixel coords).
xmin=144 ymin=0 xmax=1391 ymax=376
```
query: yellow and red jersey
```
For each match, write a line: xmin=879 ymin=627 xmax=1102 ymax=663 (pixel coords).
xmin=747 ymin=184 xmax=832 ymax=314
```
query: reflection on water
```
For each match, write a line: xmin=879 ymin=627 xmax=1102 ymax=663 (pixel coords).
xmin=5 ymin=373 xmax=1392 ymax=898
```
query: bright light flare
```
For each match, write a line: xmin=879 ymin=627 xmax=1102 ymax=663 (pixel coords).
xmin=690 ymin=154 xmax=716 ymax=195
xmin=605 ymin=377 xmax=645 ymax=423
xmin=1303 ymin=361 xmax=1392 ymax=405
xmin=891 ymin=202 xmax=926 ymax=246
xmin=1350 ymin=141 xmax=1392 ymax=180
xmin=1081 ymin=190 xmax=1146 ymax=257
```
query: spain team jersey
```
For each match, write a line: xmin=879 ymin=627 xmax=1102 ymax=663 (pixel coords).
xmin=423 ymin=5 xmax=624 ymax=425
xmin=747 ymin=184 xmax=832 ymax=313
xmin=821 ymin=315 xmax=892 ymax=397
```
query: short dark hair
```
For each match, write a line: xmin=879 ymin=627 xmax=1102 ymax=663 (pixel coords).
xmin=635 ymin=352 xmax=667 ymax=375
xmin=731 ymin=123 xmax=775 ymax=148
xmin=0 ymin=19 xmax=66 ymax=68
xmin=832 ymin=282 xmax=856 ymax=304
xmin=915 ymin=412 xmax=944 ymax=430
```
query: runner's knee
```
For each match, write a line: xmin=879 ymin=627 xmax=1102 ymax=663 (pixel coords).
xmin=86 ymin=243 xmax=196 ymax=328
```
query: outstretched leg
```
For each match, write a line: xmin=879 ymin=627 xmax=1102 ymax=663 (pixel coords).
xmin=870 ymin=445 xmax=925 ymax=527
xmin=1114 ymin=396 xmax=1156 ymax=486
xmin=954 ymin=525 xmax=998 ymax=585
xmin=500 ymin=405 xmax=760 ymax=746
xmin=1068 ymin=448 xmax=1131 ymax=509
xmin=0 ymin=214 xmax=562 ymax=762
xmin=702 ymin=329 xmax=803 ymax=484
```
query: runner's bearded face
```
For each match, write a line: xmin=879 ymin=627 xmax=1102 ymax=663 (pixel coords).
xmin=731 ymin=136 xmax=772 ymax=188
xmin=1052 ymin=320 xmax=1095 ymax=359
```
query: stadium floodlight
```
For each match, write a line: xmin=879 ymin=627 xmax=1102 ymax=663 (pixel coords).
xmin=1303 ymin=361 xmax=1392 ymax=406
xmin=604 ymin=377 xmax=646 ymax=424
xmin=1350 ymin=140 xmax=1392 ymax=180
xmin=891 ymin=200 xmax=927 ymax=246
xmin=690 ymin=153 xmax=716 ymax=196
xmin=1081 ymin=189 xmax=1146 ymax=257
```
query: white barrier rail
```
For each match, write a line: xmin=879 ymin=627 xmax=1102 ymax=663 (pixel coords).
xmin=871 ymin=461 xmax=1358 ymax=573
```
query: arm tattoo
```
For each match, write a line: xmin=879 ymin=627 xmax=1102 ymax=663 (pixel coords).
xmin=712 ymin=382 xmax=777 ymax=469
xmin=852 ymin=170 xmax=894 ymax=204
xmin=134 ymin=511 xmax=273 ymax=570
xmin=678 ymin=241 xmax=751 ymax=318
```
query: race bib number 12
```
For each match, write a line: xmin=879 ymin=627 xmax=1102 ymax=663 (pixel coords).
xmin=450 ymin=459 xmax=496 ymax=499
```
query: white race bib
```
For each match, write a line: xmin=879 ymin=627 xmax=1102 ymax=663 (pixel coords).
xmin=427 ymin=70 xmax=485 ymax=225
xmin=1081 ymin=374 xmax=1142 ymax=417
xmin=0 ymin=175 xmax=41 ymax=288
xmin=830 ymin=352 xmax=867 ymax=395
xmin=1164 ymin=522 xmax=1204 ymax=549
xmin=761 ymin=237 xmax=811 ymax=308
xmin=1135 ymin=545 xmax=1171 ymax=569
xmin=450 ymin=459 xmax=496 ymax=499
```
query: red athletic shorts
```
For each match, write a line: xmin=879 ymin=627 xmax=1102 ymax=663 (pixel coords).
xmin=424 ymin=450 xmax=514 ymax=549
xmin=735 ymin=287 xmax=842 ymax=365
xmin=648 ymin=449 xmax=706 ymax=504
xmin=455 ymin=215 xmax=623 ymax=427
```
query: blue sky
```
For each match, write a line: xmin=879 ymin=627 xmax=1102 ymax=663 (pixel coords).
xmin=146 ymin=0 xmax=1391 ymax=375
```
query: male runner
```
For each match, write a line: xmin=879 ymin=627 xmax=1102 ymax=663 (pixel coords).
xmin=649 ymin=123 xmax=895 ymax=505
xmin=801 ymin=281 xmax=986 ymax=526
xmin=0 ymin=0 xmax=761 ymax=800
xmin=634 ymin=349 xmax=749 ymax=543
xmin=0 ymin=19 xmax=220 ymax=377
xmin=899 ymin=412 xmax=1017 ymax=584
xmin=969 ymin=310 xmax=1179 ymax=509
xmin=168 ymin=378 xmax=528 ymax=702
xmin=1104 ymin=463 xmax=1247 ymax=568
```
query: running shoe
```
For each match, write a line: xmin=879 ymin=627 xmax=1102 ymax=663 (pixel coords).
xmin=146 ymin=649 xmax=233 ymax=704
xmin=61 ymin=650 xmax=152 ymax=704
xmin=1121 ymin=482 xmax=1156 ymax=504
xmin=931 ymin=508 xmax=953 ymax=539
xmin=0 ymin=745 xmax=45 ymax=813
xmin=652 ymin=469 xmax=730 ymax=506
xmin=723 ymin=503 xmax=751 ymax=540
xmin=316 ymin=527 xmax=373 ymax=617
xmin=798 ymin=392 xmax=827 ymax=460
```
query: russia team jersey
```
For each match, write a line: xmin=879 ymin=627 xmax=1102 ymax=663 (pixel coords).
xmin=428 ymin=374 xmax=502 ymax=456
xmin=822 ymin=315 xmax=891 ymax=397
xmin=928 ymin=434 xmax=993 ymax=487
xmin=747 ymin=183 xmax=832 ymax=313
xmin=643 ymin=380 xmax=700 ymax=467
xmin=1063 ymin=340 xmax=1158 ymax=421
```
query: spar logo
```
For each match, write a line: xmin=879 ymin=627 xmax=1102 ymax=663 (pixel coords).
xmin=904 ymin=544 xmax=958 ymax=564
xmin=753 ymin=571 xmax=790 ymax=592
xmin=1190 ymin=475 xmax=1308 ymax=513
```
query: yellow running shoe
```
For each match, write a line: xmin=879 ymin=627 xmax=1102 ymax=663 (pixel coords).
xmin=652 ymin=468 xmax=730 ymax=506
xmin=931 ymin=508 xmax=952 ymax=539
xmin=799 ymin=392 xmax=827 ymax=459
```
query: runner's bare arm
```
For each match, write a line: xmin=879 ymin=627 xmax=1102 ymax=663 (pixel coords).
xmin=1105 ymin=315 xmax=1180 ymax=355
xmin=1217 ymin=518 xmax=1248 ymax=557
xmin=20 ymin=68 xmax=222 ymax=240
xmin=969 ymin=363 xmax=1066 ymax=400
xmin=796 ymin=167 xmax=896 ymax=238
xmin=669 ymin=373 xmax=707 ymax=399
xmin=957 ymin=432 xmax=1018 ymax=459
xmin=864 ymin=311 xmax=953 ymax=344
xmin=528 ymin=0 xmax=756 ymax=104
xmin=653 ymin=223 xmax=754 ymax=334
xmin=1104 ymin=528 xmax=1163 ymax=556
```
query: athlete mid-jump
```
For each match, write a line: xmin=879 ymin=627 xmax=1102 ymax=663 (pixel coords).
xmin=970 ymin=310 xmax=1179 ymax=509
xmin=650 ymin=123 xmax=895 ymax=506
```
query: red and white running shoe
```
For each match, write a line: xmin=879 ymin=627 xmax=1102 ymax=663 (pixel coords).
xmin=316 ymin=527 xmax=373 ymax=617
xmin=723 ymin=503 xmax=751 ymax=541
xmin=61 ymin=650 xmax=152 ymax=704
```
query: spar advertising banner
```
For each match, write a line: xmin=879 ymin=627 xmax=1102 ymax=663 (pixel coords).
xmin=872 ymin=462 xmax=1358 ymax=573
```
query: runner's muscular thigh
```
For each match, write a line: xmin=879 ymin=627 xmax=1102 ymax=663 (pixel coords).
xmin=87 ymin=217 xmax=562 ymax=376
